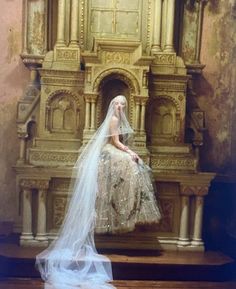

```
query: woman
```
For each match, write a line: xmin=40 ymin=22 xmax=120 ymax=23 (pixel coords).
xmin=96 ymin=95 xmax=161 ymax=234
xmin=36 ymin=95 xmax=161 ymax=289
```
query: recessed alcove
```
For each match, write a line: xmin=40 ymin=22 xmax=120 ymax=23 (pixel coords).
xmin=98 ymin=77 xmax=130 ymax=123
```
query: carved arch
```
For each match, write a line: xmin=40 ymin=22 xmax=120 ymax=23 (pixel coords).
xmin=154 ymin=95 xmax=181 ymax=113
xmin=92 ymin=68 xmax=140 ymax=95
xmin=46 ymin=89 xmax=81 ymax=106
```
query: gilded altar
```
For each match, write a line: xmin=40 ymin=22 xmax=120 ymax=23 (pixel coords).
xmin=15 ymin=0 xmax=214 ymax=251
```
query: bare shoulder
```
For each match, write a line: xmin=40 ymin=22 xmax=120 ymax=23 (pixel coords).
xmin=110 ymin=115 xmax=119 ymax=125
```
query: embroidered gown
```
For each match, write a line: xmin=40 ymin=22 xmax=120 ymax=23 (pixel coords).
xmin=95 ymin=142 xmax=161 ymax=234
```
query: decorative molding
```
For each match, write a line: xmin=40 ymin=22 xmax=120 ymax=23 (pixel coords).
xmin=180 ymin=185 xmax=209 ymax=196
xmin=154 ymin=53 xmax=176 ymax=65
xmin=40 ymin=69 xmax=84 ymax=78
xmin=151 ymin=157 xmax=196 ymax=171
xmin=56 ymin=49 xmax=79 ymax=61
xmin=20 ymin=179 xmax=49 ymax=190
xmin=101 ymin=51 xmax=130 ymax=65
xmin=51 ymin=178 xmax=71 ymax=191
xmin=29 ymin=150 xmax=78 ymax=164
xmin=42 ymin=78 xmax=83 ymax=86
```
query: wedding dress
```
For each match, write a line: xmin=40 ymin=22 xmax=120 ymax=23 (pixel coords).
xmin=36 ymin=95 xmax=161 ymax=289
xmin=96 ymin=143 xmax=161 ymax=234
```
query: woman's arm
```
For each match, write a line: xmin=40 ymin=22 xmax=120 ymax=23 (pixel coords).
xmin=110 ymin=116 xmax=139 ymax=161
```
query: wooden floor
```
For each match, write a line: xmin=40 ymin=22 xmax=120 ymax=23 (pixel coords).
xmin=0 ymin=243 xmax=234 ymax=265
xmin=0 ymin=278 xmax=236 ymax=289
xmin=0 ymin=243 xmax=236 ymax=288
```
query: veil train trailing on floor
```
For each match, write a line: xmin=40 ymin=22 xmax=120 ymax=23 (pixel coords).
xmin=36 ymin=95 xmax=161 ymax=289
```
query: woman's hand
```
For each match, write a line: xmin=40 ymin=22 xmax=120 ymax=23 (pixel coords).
xmin=127 ymin=149 xmax=140 ymax=162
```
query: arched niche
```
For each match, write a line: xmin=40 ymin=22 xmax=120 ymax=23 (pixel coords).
xmin=147 ymin=97 xmax=181 ymax=146
xmin=46 ymin=91 xmax=81 ymax=137
xmin=99 ymin=79 xmax=129 ymax=122
xmin=96 ymin=73 xmax=136 ymax=127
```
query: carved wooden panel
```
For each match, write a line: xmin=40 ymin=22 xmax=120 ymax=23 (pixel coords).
xmin=148 ymin=98 xmax=180 ymax=145
xmin=46 ymin=92 xmax=80 ymax=135
xmin=48 ymin=178 xmax=70 ymax=230
xmin=86 ymin=0 xmax=146 ymax=49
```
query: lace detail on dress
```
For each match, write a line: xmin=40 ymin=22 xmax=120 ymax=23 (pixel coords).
xmin=95 ymin=144 xmax=161 ymax=234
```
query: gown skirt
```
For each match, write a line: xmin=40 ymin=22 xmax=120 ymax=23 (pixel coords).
xmin=95 ymin=143 xmax=161 ymax=234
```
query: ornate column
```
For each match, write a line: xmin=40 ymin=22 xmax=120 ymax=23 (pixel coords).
xmin=20 ymin=179 xmax=50 ymax=246
xmin=70 ymin=0 xmax=79 ymax=46
xmin=135 ymin=101 xmax=141 ymax=132
xmin=22 ymin=0 xmax=28 ymax=54
xmin=178 ymin=194 xmax=191 ymax=247
xmin=17 ymin=132 xmax=28 ymax=164
xmin=140 ymin=100 xmax=146 ymax=133
xmin=20 ymin=181 xmax=34 ymax=245
xmin=151 ymin=0 xmax=162 ymax=54
xmin=84 ymin=98 xmax=91 ymax=130
xmin=56 ymin=0 xmax=66 ymax=46
xmin=195 ymin=0 xmax=208 ymax=63
xmin=35 ymin=180 xmax=49 ymax=245
xmin=164 ymin=0 xmax=175 ymax=52
xmin=192 ymin=196 xmax=204 ymax=246
xmin=191 ymin=186 xmax=208 ymax=247
xmin=21 ymin=189 xmax=33 ymax=242
xmin=90 ymin=98 xmax=96 ymax=130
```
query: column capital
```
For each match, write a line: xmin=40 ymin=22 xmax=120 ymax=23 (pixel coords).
xmin=134 ymin=95 xmax=148 ymax=104
xmin=84 ymin=93 xmax=98 ymax=102
xmin=180 ymin=184 xmax=209 ymax=196
xmin=20 ymin=179 xmax=50 ymax=190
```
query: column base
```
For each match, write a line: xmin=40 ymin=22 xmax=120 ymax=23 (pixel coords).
xmin=151 ymin=45 xmax=162 ymax=55
xmin=163 ymin=46 xmax=175 ymax=53
xmin=191 ymin=239 xmax=204 ymax=247
xmin=35 ymin=234 xmax=49 ymax=242
xmin=177 ymin=238 xmax=191 ymax=247
xmin=55 ymin=42 xmax=66 ymax=48
xmin=33 ymin=239 xmax=49 ymax=247
xmin=69 ymin=41 xmax=79 ymax=48
xmin=20 ymin=234 xmax=35 ymax=246
xmin=20 ymin=233 xmax=34 ymax=241
xmin=16 ymin=159 xmax=25 ymax=165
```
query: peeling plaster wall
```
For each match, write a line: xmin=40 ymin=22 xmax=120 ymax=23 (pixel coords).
xmin=0 ymin=0 xmax=29 ymax=228
xmin=197 ymin=0 xmax=236 ymax=172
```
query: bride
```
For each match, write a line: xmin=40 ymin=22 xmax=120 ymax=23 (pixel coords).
xmin=36 ymin=95 xmax=161 ymax=289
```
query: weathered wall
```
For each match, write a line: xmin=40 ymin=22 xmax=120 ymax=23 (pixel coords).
xmin=0 ymin=0 xmax=29 ymax=229
xmin=197 ymin=0 xmax=236 ymax=172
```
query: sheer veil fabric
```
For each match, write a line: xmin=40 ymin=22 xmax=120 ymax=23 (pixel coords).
xmin=36 ymin=95 xmax=134 ymax=289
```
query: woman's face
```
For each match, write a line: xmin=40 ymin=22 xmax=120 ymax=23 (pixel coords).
xmin=113 ymin=97 xmax=126 ymax=115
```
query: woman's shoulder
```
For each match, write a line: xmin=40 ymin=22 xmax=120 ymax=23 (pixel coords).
xmin=110 ymin=115 xmax=119 ymax=124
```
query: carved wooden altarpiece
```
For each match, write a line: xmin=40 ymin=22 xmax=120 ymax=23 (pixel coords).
xmin=15 ymin=0 xmax=213 ymax=251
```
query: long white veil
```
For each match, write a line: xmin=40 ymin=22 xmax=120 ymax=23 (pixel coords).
xmin=36 ymin=95 xmax=133 ymax=289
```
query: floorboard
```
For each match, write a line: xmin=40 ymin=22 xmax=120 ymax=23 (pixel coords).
xmin=0 ymin=278 xmax=236 ymax=289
